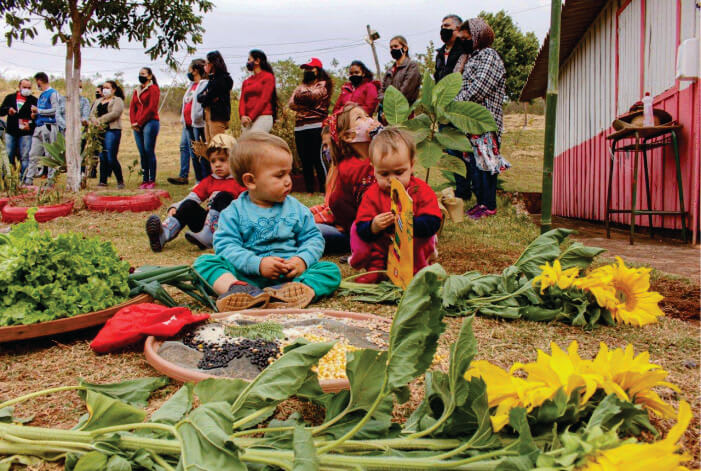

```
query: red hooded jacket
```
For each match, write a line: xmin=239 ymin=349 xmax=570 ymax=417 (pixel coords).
xmin=332 ymin=79 xmax=380 ymax=116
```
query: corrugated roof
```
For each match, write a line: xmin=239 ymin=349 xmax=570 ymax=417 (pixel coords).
xmin=519 ymin=0 xmax=609 ymax=102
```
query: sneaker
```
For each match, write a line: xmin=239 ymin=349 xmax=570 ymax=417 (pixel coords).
xmin=167 ymin=177 xmax=189 ymax=185
xmin=263 ymin=282 xmax=315 ymax=309
xmin=139 ymin=183 xmax=149 ymax=190
xmin=117 ymin=183 xmax=125 ymax=190
xmin=216 ymin=282 xmax=270 ymax=311
xmin=146 ymin=182 xmax=156 ymax=189
xmin=466 ymin=204 xmax=482 ymax=215
xmin=145 ymin=215 xmax=164 ymax=252
xmin=482 ymin=208 xmax=497 ymax=217
xmin=97 ymin=182 xmax=108 ymax=187
xmin=468 ymin=206 xmax=487 ymax=220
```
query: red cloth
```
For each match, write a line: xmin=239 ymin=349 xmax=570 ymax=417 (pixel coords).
xmin=327 ymin=156 xmax=375 ymax=233
xmin=192 ymin=175 xmax=245 ymax=203
xmin=239 ymin=71 xmax=275 ymax=121
xmin=332 ymin=79 xmax=380 ymax=116
xmin=129 ymin=85 xmax=160 ymax=128
xmin=182 ymin=83 xmax=197 ymax=126
xmin=90 ymin=303 xmax=209 ymax=353
xmin=352 ymin=177 xmax=442 ymax=273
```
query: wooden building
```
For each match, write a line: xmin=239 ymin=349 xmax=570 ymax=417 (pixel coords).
xmin=521 ymin=0 xmax=700 ymax=242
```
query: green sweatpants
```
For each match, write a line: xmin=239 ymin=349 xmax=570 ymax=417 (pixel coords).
xmin=194 ymin=254 xmax=342 ymax=298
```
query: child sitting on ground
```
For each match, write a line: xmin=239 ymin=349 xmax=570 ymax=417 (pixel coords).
xmin=350 ymin=127 xmax=442 ymax=283
xmin=146 ymin=133 xmax=245 ymax=252
xmin=194 ymin=132 xmax=342 ymax=311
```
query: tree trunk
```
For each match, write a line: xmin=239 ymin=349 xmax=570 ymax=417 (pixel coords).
xmin=64 ymin=37 xmax=82 ymax=192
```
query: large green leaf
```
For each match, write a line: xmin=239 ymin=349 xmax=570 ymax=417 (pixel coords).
xmin=416 ymin=140 xmax=444 ymax=169
xmin=437 ymin=153 xmax=468 ymax=177
xmin=435 ymin=127 xmax=472 ymax=152
xmin=194 ymin=378 xmax=248 ymax=405
xmin=80 ymin=377 xmax=170 ymax=407
xmin=445 ymin=101 xmax=498 ymax=135
xmin=512 ymin=229 xmax=575 ymax=279
xmin=432 ymin=72 xmax=462 ymax=110
xmin=383 ymin=85 xmax=411 ymax=125
xmin=175 ymin=402 xmax=246 ymax=471
xmin=404 ymin=113 xmax=432 ymax=144
xmin=150 ymin=382 xmax=193 ymax=425
xmin=386 ymin=265 xmax=447 ymax=394
xmin=448 ymin=317 xmax=477 ymax=400
xmin=0 ymin=455 xmax=43 ymax=471
xmin=420 ymin=69 xmax=435 ymax=114
xmin=557 ymin=242 xmax=606 ymax=271
xmin=74 ymin=451 xmax=108 ymax=471
xmin=78 ymin=391 xmax=146 ymax=432
xmin=293 ymin=423 xmax=319 ymax=471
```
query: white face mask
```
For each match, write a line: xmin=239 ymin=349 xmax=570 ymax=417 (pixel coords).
xmin=20 ymin=88 xmax=31 ymax=97
xmin=102 ymin=88 xmax=112 ymax=98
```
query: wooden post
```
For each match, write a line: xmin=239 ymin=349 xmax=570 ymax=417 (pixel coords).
xmin=540 ymin=0 xmax=562 ymax=233
xmin=366 ymin=24 xmax=382 ymax=78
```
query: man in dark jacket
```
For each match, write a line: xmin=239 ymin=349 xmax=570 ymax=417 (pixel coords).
xmin=0 ymin=79 xmax=37 ymax=176
xmin=434 ymin=14 xmax=465 ymax=83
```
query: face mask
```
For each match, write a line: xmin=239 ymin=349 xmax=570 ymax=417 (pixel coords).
xmin=440 ymin=28 xmax=454 ymax=43
xmin=102 ymin=88 xmax=112 ymax=98
xmin=79 ymin=88 xmax=83 ymax=94
xmin=246 ymin=61 xmax=255 ymax=71
xmin=390 ymin=48 xmax=404 ymax=60
xmin=187 ymin=72 xmax=195 ymax=81
xmin=349 ymin=75 xmax=363 ymax=87
xmin=321 ymin=148 xmax=331 ymax=164
xmin=95 ymin=90 xmax=101 ymax=98
xmin=461 ymin=38 xmax=474 ymax=54
xmin=351 ymin=117 xmax=381 ymax=143
xmin=303 ymin=70 xmax=316 ymax=83
xmin=138 ymin=75 xmax=148 ymax=84
xmin=20 ymin=88 xmax=31 ymax=97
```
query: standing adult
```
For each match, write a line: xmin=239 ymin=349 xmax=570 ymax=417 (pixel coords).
xmin=0 ymin=79 xmax=36 ymax=177
xmin=91 ymin=81 xmax=125 ymax=188
xmin=56 ymin=80 xmax=90 ymax=134
xmin=25 ymin=72 xmax=59 ymax=185
xmin=434 ymin=14 xmax=467 ymax=82
xmin=197 ymin=50 xmax=233 ymax=142
xmin=288 ymin=57 xmax=332 ymax=193
xmin=239 ymin=49 xmax=277 ymax=134
xmin=333 ymin=61 xmax=379 ymax=116
xmin=129 ymin=67 xmax=160 ymax=189
xmin=169 ymin=59 xmax=211 ymax=185
xmin=379 ymin=36 xmax=421 ymax=106
xmin=456 ymin=18 xmax=508 ymax=219
xmin=87 ymin=83 xmax=104 ymax=178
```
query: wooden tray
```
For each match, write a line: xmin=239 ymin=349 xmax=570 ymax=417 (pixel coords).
xmin=0 ymin=294 xmax=153 ymax=343
xmin=144 ymin=308 xmax=391 ymax=393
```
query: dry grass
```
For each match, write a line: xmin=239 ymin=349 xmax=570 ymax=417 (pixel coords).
xmin=1 ymin=115 xmax=699 ymax=469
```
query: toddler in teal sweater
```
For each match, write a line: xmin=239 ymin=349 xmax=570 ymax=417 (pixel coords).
xmin=194 ymin=132 xmax=341 ymax=311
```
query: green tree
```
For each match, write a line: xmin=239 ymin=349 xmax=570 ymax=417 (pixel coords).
xmin=1 ymin=0 xmax=214 ymax=192
xmin=415 ymin=40 xmax=437 ymax=78
xmin=478 ymin=10 xmax=539 ymax=101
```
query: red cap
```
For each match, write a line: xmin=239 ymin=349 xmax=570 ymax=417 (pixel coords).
xmin=301 ymin=57 xmax=323 ymax=69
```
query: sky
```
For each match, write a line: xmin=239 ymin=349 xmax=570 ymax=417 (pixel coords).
xmin=0 ymin=0 xmax=551 ymax=87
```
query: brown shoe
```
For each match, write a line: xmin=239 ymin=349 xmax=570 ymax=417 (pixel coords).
xmin=264 ymin=282 xmax=315 ymax=309
xmin=216 ymin=283 xmax=270 ymax=312
xmin=167 ymin=177 xmax=189 ymax=185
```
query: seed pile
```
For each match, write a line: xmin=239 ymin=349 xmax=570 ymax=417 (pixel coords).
xmin=183 ymin=330 xmax=281 ymax=371
xmin=295 ymin=333 xmax=359 ymax=380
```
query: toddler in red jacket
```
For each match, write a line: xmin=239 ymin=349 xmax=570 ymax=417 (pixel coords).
xmin=146 ymin=134 xmax=245 ymax=252
xmin=350 ymin=127 xmax=442 ymax=283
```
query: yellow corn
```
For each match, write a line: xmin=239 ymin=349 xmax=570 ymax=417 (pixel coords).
xmin=287 ymin=333 xmax=359 ymax=380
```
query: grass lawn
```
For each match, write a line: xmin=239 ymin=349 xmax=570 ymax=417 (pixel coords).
xmin=0 ymin=113 xmax=698 ymax=469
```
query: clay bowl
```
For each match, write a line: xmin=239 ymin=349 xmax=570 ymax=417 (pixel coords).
xmin=144 ymin=308 xmax=390 ymax=393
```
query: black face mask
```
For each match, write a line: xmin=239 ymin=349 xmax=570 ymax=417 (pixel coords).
xmin=187 ymin=72 xmax=195 ymax=81
xmin=440 ymin=28 xmax=454 ymax=43
xmin=460 ymin=38 xmax=474 ymax=54
xmin=95 ymin=90 xmax=101 ymax=98
xmin=349 ymin=75 xmax=363 ymax=87
xmin=138 ymin=75 xmax=148 ymax=84
xmin=303 ymin=70 xmax=316 ymax=83
xmin=390 ymin=48 xmax=404 ymax=60
xmin=246 ymin=61 xmax=255 ymax=71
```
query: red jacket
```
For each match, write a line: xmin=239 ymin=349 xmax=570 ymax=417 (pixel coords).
xmin=332 ymin=79 xmax=380 ymax=116
xmin=239 ymin=71 xmax=275 ymax=121
xmin=328 ymin=156 xmax=375 ymax=233
xmin=129 ymin=84 xmax=160 ymax=128
xmin=192 ymin=175 xmax=245 ymax=202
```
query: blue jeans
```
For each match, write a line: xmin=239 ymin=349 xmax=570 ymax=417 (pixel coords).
xmin=179 ymin=125 xmax=210 ymax=181
xmin=133 ymin=119 xmax=159 ymax=183
xmin=5 ymin=134 xmax=31 ymax=178
xmin=469 ymin=153 xmax=497 ymax=210
xmin=317 ymin=223 xmax=350 ymax=254
xmin=99 ymin=129 xmax=123 ymax=184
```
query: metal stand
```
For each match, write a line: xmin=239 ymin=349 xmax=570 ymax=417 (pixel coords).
xmin=605 ymin=123 xmax=688 ymax=245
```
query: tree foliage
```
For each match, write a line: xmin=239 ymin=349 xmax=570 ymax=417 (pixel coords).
xmin=478 ymin=10 xmax=540 ymax=101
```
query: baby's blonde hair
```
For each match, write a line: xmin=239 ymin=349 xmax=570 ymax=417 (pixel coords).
xmin=368 ymin=126 xmax=416 ymax=165
xmin=230 ymin=131 xmax=291 ymax=185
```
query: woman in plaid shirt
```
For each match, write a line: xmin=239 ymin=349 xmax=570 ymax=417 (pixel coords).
xmin=455 ymin=17 xmax=510 ymax=220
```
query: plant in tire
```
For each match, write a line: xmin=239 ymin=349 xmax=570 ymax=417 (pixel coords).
xmin=0 ymin=212 xmax=130 ymax=326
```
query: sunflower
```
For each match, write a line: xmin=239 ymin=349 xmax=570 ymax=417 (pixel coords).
xmin=577 ymin=401 xmax=691 ymax=471
xmin=575 ymin=257 xmax=664 ymax=326
xmin=533 ymin=260 xmax=580 ymax=294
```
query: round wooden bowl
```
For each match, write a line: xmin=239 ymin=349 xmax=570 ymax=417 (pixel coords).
xmin=144 ymin=308 xmax=391 ymax=392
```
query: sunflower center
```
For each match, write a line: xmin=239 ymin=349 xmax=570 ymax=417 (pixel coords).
xmin=613 ymin=281 xmax=636 ymax=309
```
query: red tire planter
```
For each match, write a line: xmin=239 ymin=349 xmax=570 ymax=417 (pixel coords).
xmin=83 ymin=192 xmax=162 ymax=213
xmin=2 ymin=200 xmax=75 ymax=223
xmin=148 ymin=189 xmax=171 ymax=200
xmin=0 ymin=197 xmax=9 ymax=211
